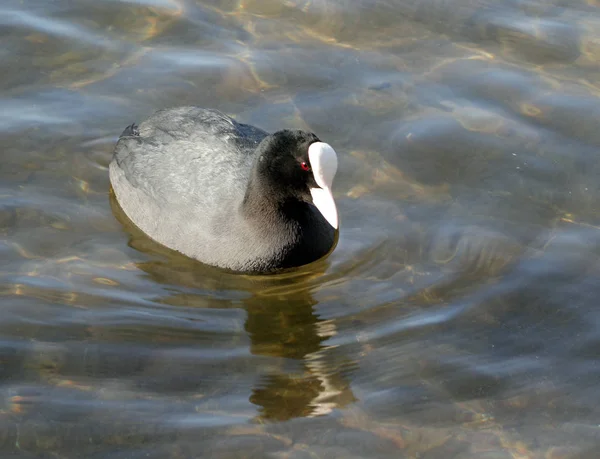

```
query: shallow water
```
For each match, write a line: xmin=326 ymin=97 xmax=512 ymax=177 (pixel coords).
xmin=2 ymin=0 xmax=600 ymax=457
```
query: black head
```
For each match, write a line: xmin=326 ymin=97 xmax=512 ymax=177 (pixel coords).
xmin=254 ymin=129 xmax=321 ymax=199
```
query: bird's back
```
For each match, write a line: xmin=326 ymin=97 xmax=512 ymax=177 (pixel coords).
xmin=109 ymin=107 xmax=273 ymax=269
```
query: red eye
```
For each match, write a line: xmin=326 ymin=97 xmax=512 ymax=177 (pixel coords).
xmin=300 ymin=162 xmax=310 ymax=171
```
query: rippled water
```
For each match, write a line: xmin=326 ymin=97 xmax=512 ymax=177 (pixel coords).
xmin=2 ymin=0 xmax=600 ymax=457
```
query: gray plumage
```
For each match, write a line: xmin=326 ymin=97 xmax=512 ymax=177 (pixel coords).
xmin=109 ymin=106 xmax=336 ymax=273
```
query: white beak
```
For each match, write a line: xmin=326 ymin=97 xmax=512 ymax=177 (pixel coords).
xmin=308 ymin=142 xmax=338 ymax=229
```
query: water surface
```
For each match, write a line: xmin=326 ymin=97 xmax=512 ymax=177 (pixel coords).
xmin=2 ymin=0 xmax=600 ymax=457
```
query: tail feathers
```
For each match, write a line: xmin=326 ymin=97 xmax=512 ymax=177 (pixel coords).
xmin=120 ymin=123 xmax=140 ymax=138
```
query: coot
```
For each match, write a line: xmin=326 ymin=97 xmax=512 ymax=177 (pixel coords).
xmin=109 ymin=106 xmax=339 ymax=273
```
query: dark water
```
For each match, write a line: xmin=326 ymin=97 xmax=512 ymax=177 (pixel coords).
xmin=2 ymin=0 xmax=600 ymax=457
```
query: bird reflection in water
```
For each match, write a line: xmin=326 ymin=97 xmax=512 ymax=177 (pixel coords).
xmin=245 ymin=290 xmax=356 ymax=421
